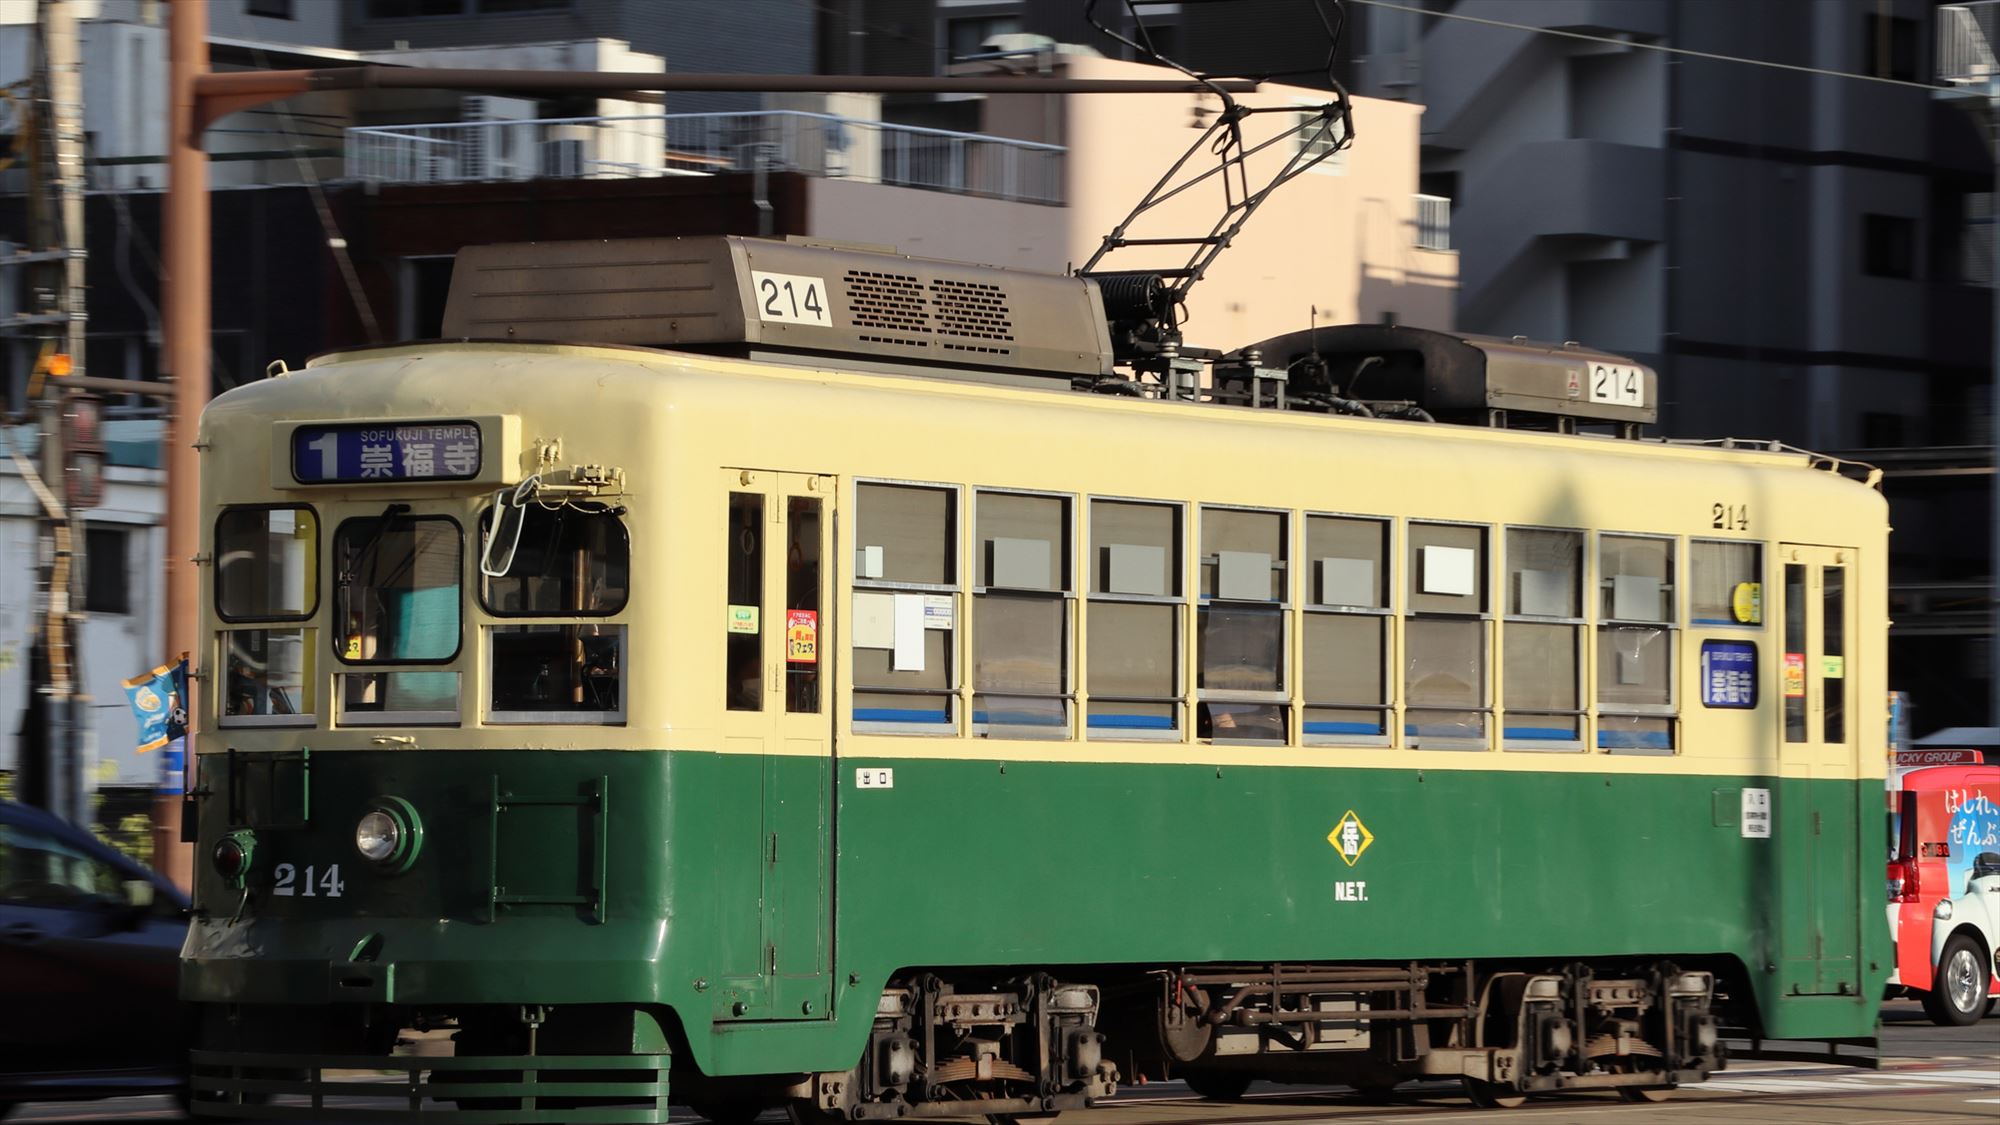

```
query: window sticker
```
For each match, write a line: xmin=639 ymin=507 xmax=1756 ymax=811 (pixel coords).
xmin=1782 ymin=652 xmax=1807 ymax=699
xmin=787 ymin=609 xmax=819 ymax=664
xmin=728 ymin=605 xmax=760 ymax=634
xmin=1732 ymin=581 xmax=1762 ymax=624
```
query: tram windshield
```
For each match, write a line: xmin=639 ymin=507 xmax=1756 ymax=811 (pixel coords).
xmin=479 ymin=503 xmax=629 ymax=615
xmin=333 ymin=509 xmax=462 ymax=663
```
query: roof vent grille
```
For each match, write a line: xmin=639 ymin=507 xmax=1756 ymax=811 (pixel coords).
xmin=929 ymin=278 xmax=1015 ymax=343
xmin=845 ymin=269 xmax=930 ymax=334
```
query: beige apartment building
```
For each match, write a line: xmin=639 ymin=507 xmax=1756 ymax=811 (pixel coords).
xmin=806 ymin=55 xmax=1458 ymax=353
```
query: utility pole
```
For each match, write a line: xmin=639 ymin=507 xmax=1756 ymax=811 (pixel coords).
xmin=13 ymin=0 xmax=92 ymax=827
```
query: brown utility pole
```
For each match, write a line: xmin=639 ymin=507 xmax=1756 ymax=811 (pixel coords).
xmin=156 ymin=0 xmax=207 ymax=890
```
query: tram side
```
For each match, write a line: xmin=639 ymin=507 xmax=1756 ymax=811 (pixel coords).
xmin=183 ymin=341 xmax=1888 ymax=1121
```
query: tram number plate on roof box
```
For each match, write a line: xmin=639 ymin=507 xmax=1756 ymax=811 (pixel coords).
xmin=292 ymin=422 xmax=481 ymax=484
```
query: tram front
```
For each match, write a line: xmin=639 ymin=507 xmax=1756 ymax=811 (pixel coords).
xmin=182 ymin=344 xmax=682 ymax=1123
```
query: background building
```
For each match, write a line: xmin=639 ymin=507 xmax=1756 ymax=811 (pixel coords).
xmin=1350 ymin=0 xmax=1995 ymax=733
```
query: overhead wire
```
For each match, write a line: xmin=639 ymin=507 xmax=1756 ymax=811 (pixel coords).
xmin=1345 ymin=0 xmax=1948 ymax=92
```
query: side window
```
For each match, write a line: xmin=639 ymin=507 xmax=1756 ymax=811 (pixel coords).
xmin=216 ymin=506 xmax=319 ymax=727
xmin=1691 ymin=540 xmax=1762 ymax=626
xmin=1087 ymin=499 xmax=1183 ymax=739
xmin=1197 ymin=507 xmax=1289 ymax=742
xmin=1302 ymin=515 xmax=1390 ymax=744
xmin=972 ymin=491 xmax=1073 ymax=738
xmin=1502 ymin=528 xmax=1583 ymax=750
xmin=1598 ymin=533 xmax=1676 ymax=753
xmin=852 ymin=482 xmax=958 ymax=733
xmin=1405 ymin=522 xmax=1489 ymax=747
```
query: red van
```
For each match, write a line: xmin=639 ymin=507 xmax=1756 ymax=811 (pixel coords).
xmin=1888 ymin=759 xmax=2000 ymax=1025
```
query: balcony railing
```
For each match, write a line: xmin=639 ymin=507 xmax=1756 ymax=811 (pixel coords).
xmin=1415 ymin=193 xmax=1452 ymax=250
xmin=1940 ymin=2 xmax=2000 ymax=84
xmin=345 ymin=111 xmax=1067 ymax=205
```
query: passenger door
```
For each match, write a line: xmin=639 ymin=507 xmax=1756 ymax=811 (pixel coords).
xmin=1774 ymin=544 xmax=1861 ymax=997
xmin=718 ymin=470 xmax=835 ymax=1022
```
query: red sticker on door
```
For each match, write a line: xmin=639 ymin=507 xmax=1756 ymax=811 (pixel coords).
xmin=787 ymin=609 xmax=818 ymax=664
xmin=1782 ymin=652 xmax=1806 ymax=698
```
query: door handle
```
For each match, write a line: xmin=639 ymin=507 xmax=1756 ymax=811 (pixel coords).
xmin=0 ymin=921 xmax=43 ymax=944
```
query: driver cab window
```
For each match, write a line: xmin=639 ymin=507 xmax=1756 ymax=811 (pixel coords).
xmin=480 ymin=501 xmax=629 ymax=723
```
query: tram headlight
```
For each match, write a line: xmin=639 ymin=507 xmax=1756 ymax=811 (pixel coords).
xmin=1935 ymin=898 xmax=1955 ymax=921
xmin=354 ymin=797 xmax=422 ymax=872
xmin=212 ymin=829 xmax=256 ymax=888
xmin=355 ymin=810 xmax=400 ymax=862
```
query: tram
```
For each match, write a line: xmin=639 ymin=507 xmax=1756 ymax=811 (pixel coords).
xmin=183 ymin=235 xmax=1890 ymax=1121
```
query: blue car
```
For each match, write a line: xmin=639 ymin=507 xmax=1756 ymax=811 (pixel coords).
xmin=0 ymin=800 xmax=189 ymax=1118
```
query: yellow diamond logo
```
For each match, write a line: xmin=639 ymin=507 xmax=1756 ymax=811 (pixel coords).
xmin=1327 ymin=810 xmax=1374 ymax=867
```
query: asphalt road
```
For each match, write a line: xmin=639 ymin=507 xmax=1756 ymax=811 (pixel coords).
xmin=13 ymin=1000 xmax=2000 ymax=1124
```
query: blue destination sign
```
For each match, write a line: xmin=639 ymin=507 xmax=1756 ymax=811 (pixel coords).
xmin=1699 ymin=640 xmax=1757 ymax=709
xmin=292 ymin=421 xmax=481 ymax=484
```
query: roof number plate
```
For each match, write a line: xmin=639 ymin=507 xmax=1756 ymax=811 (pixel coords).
xmin=751 ymin=270 xmax=832 ymax=327
xmin=1588 ymin=362 xmax=1645 ymax=408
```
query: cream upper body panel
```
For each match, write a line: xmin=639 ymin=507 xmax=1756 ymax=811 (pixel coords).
xmin=197 ymin=342 xmax=1889 ymax=778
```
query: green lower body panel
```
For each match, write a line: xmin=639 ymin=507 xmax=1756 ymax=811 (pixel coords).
xmin=182 ymin=749 xmax=1886 ymax=1081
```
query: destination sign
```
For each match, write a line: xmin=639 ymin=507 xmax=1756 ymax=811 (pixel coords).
xmin=292 ymin=422 xmax=481 ymax=484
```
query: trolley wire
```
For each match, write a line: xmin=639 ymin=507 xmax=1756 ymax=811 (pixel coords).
xmin=1346 ymin=0 xmax=1948 ymax=92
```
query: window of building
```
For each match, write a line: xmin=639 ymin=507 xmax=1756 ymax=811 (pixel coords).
xmin=853 ymin=482 xmax=959 ymax=732
xmin=947 ymin=14 xmax=1025 ymax=60
xmin=1405 ymin=522 xmax=1489 ymax=746
xmin=1863 ymin=14 xmax=1919 ymax=82
xmin=1302 ymin=514 xmax=1390 ymax=744
xmin=1863 ymin=213 xmax=1915 ymax=279
xmin=365 ymin=0 xmax=466 ymax=15
xmin=973 ymin=490 xmax=1073 ymax=738
xmin=1690 ymin=540 xmax=1761 ymax=626
xmin=1296 ymin=101 xmax=1349 ymax=175
xmin=1503 ymin=528 xmax=1583 ymax=749
xmin=246 ymin=0 xmax=294 ymax=18
xmin=332 ymin=514 xmax=462 ymax=664
xmin=216 ymin=506 xmax=318 ymax=621
xmin=84 ymin=526 xmax=131 ymax=615
xmin=1598 ymin=533 xmax=1675 ymax=752
xmin=1087 ymin=499 xmax=1183 ymax=739
xmin=1197 ymin=507 xmax=1289 ymax=742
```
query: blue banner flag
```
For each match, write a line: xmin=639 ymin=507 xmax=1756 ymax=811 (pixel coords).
xmin=123 ymin=654 xmax=188 ymax=754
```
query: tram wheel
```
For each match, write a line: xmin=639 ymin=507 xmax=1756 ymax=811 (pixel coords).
xmin=1616 ymin=1086 xmax=1674 ymax=1103
xmin=1181 ymin=1067 xmax=1252 ymax=1101
xmin=1462 ymin=1078 xmax=1526 ymax=1109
